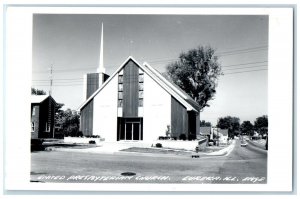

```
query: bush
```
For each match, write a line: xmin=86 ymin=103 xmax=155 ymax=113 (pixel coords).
xmin=155 ymin=143 xmax=162 ymax=148
xmin=188 ymin=134 xmax=196 ymax=141
xmin=85 ymin=135 xmax=100 ymax=138
xmin=158 ymin=136 xmax=172 ymax=140
xmin=89 ymin=140 xmax=96 ymax=144
xmin=158 ymin=136 xmax=165 ymax=140
xmin=171 ymin=136 xmax=177 ymax=140
xmin=31 ymin=139 xmax=45 ymax=151
xmin=179 ymin=134 xmax=187 ymax=141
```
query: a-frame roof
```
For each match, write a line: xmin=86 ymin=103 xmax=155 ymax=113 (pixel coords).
xmin=78 ymin=56 xmax=200 ymax=112
xmin=31 ymin=95 xmax=57 ymax=104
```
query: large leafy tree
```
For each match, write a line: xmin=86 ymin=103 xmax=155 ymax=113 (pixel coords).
xmin=55 ymin=108 xmax=80 ymax=137
xmin=254 ymin=115 xmax=268 ymax=135
xmin=217 ymin=116 xmax=240 ymax=138
xmin=166 ymin=45 xmax=222 ymax=111
xmin=240 ymin=121 xmax=254 ymax=136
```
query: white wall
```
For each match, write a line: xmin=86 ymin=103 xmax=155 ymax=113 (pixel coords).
xmin=143 ymin=72 xmax=171 ymax=141
xmin=93 ymin=75 xmax=118 ymax=141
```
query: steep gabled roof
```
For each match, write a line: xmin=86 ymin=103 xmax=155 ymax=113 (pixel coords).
xmin=31 ymin=95 xmax=57 ymax=105
xmin=78 ymin=56 xmax=200 ymax=112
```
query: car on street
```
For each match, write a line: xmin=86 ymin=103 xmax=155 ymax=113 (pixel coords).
xmin=241 ymin=140 xmax=248 ymax=147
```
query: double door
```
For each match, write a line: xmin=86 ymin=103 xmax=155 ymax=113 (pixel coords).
xmin=125 ymin=122 xmax=141 ymax=140
xmin=118 ymin=118 xmax=143 ymax=141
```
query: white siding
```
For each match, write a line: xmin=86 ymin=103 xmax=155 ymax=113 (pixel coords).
xmin=143 ymin=72 xmax=171 ymax=141
xmin=93 ymin=75 xmax=118 ymax=141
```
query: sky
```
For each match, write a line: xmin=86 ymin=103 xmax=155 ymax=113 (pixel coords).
xmin=32 ymin=14 xmax=268 ymax=125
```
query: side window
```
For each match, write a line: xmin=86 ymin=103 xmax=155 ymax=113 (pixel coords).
xmin=45 ymin=122 xmax=50 ymax=132
xmin=118 ymin=74 xmax=123 ymax=107
xmin=138 ymin=73 xmax=144 ymax=107
xmin=31 ymin=122 xmax=35 ymax=132
xmin=32 ymin=107 xmax=35 ymax=116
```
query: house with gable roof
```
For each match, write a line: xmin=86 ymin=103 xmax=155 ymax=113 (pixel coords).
xmin=31 ymin=95 xmax=56 ymax=139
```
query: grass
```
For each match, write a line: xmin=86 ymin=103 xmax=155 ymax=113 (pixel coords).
xmin=120 ymin=145 xmax=227 ymax=155
xmin=120 ymin=147 xmax=193 ymax=156
xmin=43 ymin=143 xmax=98 ymax=150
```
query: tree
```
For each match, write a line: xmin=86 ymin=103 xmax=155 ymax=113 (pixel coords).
xmin=166 ymin=45 xmax=222 ymax=111
xmin=31 ymin=87 xmax=46 ymax=95
xmin=55 ymin=108 xmax=80 ymax=137
xmin=200 ymin=120 xmax=211 ymax=127
xmin=240 ymin=121 xmax=254 ymax=136
xmin=217 ymin=116 xmax=240 ymax=138
xmin=254 ymin=115 xmax=268 ymax=135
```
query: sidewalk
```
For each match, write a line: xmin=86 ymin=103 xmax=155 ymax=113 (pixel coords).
xmin=45 ymin=140 xmax=236 ymax=158
xmin=247 ymin=139 xmax=267 ymax=150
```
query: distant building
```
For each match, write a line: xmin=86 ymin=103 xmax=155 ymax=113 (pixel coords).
xmin=218 ymin=129 xmax=229 ymax=143
xmin=211 ymin=127 xmax=229 ymax=143
xmin=199 ymin=126 xmax=212 ymax=140
xmin=31 ymin=95 xmax=56 ymax=139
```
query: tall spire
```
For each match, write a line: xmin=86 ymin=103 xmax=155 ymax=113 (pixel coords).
xmin=97 ymin=22 xmax=105 ymax=73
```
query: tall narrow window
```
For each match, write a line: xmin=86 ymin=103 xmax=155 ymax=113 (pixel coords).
xmin=138 ymin=73 xmax=144 ymax=107
xmin=32 ymin=107 xmax=36 ymax=116
xmin=45 ymin=122 xmax=50 ymax=132
xmin=118 ymin=74 xmax=123 ymax=107
xmin=31 ymin=122 xmax=35 ymax=132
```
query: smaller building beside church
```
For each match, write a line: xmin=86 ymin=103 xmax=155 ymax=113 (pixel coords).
xmin=31 ymin=95 xmax=56 ymax=139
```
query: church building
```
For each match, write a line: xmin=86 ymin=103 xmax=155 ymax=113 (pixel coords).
xmin=78 ymin=23 xmax=200 ymax=142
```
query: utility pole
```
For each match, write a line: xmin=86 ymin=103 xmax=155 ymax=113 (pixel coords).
xmin=48 ymin=65 xmax=54 ymax=138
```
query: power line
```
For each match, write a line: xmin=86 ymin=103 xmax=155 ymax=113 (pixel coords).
xmin=223 ymin=68 xmax=268 ymax=75
xmin=32 ymin=77 xmax=84 ymax=82
xmin=222 ymin=61 xmax=268 ymax=68
xmin=32 ymin=68 xmax=268 ymax=87
xmin=216 ymin=45 xmax=268 ymax=56
xmin=32 ymin=61 xmax=268 ymax=83
xmin=32 ymin=45 xmax=268 ymax=74
xmin=222 ymin=65 xmax=267 ymax=71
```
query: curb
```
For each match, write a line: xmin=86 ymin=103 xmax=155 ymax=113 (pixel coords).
xmin=204 ymin=140 xmax=236 ymax=156
xmin=43 ymin=141 xmax=236 ymax=158
xmin=247 ymin=140 xmax=266 ymax=150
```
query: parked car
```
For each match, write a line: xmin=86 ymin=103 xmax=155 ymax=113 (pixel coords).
xmin=241 ymin=140 xmax=248 ymax=147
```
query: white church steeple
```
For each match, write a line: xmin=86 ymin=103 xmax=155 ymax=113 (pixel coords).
xmin=83 ymin=22 xmax=109 ymax=100
xmin=97 ymin=22 xmax=105 ymax=73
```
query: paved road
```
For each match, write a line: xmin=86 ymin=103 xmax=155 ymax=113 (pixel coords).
xmin=31 ymin=140 xmax=267 ymax=184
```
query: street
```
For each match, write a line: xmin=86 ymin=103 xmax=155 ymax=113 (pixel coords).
xmin=31 ymin=140 xmax=267 ymax=184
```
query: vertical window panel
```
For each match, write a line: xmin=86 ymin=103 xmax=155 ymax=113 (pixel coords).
xmin=139 ymin=99 xmax=143 ymax=107
xmin=118 ymin=75 xmax=123 ymax=83
xmin=139 ymin=91 xmax=144 ymax=98
xmin=138 ymin=74 xmax=144 ymax=82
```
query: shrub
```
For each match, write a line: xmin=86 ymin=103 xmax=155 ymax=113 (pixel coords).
xmin=179 ymin=134 xmax=187 ymax=141
xmin=171 ymin=136 xmax=177 ymax=140
xmin=89 ymin=140 xmax=96 ymax=144
xmin=31 ymin=139 xmax=45 ymax=151
xmin=155 ymin=143 xmax=162 ymax=148
xmin=158 ymin=136 xmax=165 ymax=140
xmin=188 ymin=134 xmax=196 ymax=141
